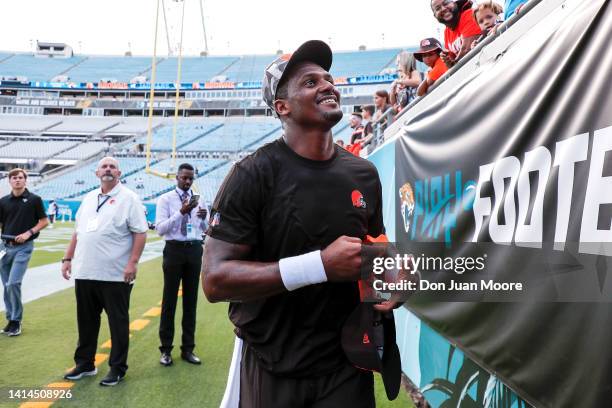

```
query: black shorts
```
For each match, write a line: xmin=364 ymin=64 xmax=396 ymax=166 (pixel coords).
xmin=239 ymin=343 xmax=375 ymax=408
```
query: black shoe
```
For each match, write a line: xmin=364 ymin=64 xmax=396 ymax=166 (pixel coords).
xmin=99 ymin=370 xmax=125 ymax=386
xmin=181 ymin=352 xmax=201 ymax=365
xmin=160 ymin=352 xmax=173 ymax=366
xmin=0 ymin=321 xmax=10 ymax=334
xmin=64 ymin=365 xmax=98 ymax=380
xmin=6 ymin=321 xmax=21 ymax=337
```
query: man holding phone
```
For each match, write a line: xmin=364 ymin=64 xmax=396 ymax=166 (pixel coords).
xmin=155 ymin=163 xmax=208 ymax=366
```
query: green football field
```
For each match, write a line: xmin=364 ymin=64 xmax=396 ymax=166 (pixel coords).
xmin=0 ymin=224 xmax=414 ymax=408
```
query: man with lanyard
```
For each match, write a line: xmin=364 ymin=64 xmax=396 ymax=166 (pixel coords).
xmin=155 ymin=163 xmax=208 ymax=366
xmin=62 ymin=157 xmax=147 ymax=386
xmin=0 ymin=168 xmax=48 ymax=337
xmin=203 ymin=40 xmax=398 ymax=408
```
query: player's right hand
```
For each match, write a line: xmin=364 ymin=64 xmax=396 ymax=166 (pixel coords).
xmin=321 ymin=235 xmax=363 ymax=281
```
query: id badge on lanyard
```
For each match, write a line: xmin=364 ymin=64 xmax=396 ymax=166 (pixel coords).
xmin=87 ymin=195 xmax=110 ymax=233
xmin=86 ymin=217 xmax=99 ymax=232
xmin=186 ymin=221 xmax=196 ymax=239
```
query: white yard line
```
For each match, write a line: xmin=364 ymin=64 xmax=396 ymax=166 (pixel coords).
xmin=0 ymin=239 xmax=165 ymax=311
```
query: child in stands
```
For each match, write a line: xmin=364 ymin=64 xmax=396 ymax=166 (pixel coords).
xmin=415 ymin=38 xmax=448 ymax=97
xmin=472 ymin=1 xmax=504 ymax=49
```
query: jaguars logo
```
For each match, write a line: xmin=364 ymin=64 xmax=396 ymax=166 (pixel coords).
xmin=399 ymin=182 xmax=415 ymax=233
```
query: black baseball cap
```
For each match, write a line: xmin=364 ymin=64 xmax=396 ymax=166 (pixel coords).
xmin=262 ymin=40 xmax=333 ymax=112
xmin=341 ymin=303 xmax=402 ymax=400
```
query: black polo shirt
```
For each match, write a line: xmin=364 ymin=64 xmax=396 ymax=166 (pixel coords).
xmin=0 ymin=189 xmax=47 ymax=241
xmin=207 ymin=138 xmax=384 ymax=378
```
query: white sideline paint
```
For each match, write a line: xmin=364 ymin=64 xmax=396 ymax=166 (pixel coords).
xmin=0 ymin=239 xmax=165 ymax=312
xmin=220 ymin=336 xmax=243 ymax=408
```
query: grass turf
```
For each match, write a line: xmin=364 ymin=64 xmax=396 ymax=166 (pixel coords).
xmin=0 ymin=245 xmax=414 ymax=408
xmin=27 ymin=222 xmax=74 ymax=268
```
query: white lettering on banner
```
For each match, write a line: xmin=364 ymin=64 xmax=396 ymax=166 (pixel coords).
xmin=515 ymin=146 xmax=551 ymax=248
xmin=490 ymin=156 xmax=520 ymax=245
xmin=553 ymin=133 xmax=589 ymax=250
xmin=472 ymin=126 xmax=612 ymax=256
xmin=143 ymin=101 xmax=176 ymax=109
xmin=473 ymin=163 xmax=494 ymax=242
xmin=580 ymin=127 xmax=612 ymax=256
xmin=15 ymin=99 xmax=75 ymax=107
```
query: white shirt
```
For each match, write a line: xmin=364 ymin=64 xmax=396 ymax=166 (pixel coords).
xmin=155 ymin=188 xmax=209 ymax=241
xmin=73 ymin=183 xmax=148 ymax=282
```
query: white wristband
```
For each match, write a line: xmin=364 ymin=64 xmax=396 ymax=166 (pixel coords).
xmin=278 ymin=250 xmax=328 ymax=291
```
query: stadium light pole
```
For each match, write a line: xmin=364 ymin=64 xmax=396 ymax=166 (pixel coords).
xmin=145 ymin=0 xmax=161 ymax=174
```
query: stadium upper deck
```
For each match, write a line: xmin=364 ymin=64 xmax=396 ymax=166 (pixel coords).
xmin=0 ymin=46 xmax=413 ymax=118
xmin=0 ymin=48 xmax=402 ymax=83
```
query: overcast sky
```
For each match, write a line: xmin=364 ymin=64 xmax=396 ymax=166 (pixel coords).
xmin=0 ymin=0 xmax=442 ymax=56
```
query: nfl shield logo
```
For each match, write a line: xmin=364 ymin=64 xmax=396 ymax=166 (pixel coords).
xmin=211 ymin=212 xmax=221 ymax=227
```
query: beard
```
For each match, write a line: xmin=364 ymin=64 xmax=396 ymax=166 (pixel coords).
xmin=101 ymin=174 xmax=115 ymax=182
xmin=437 ymin=4 xmax=461 ymax=29
xmin=322 ymin=109 xmax=343 ymax=127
